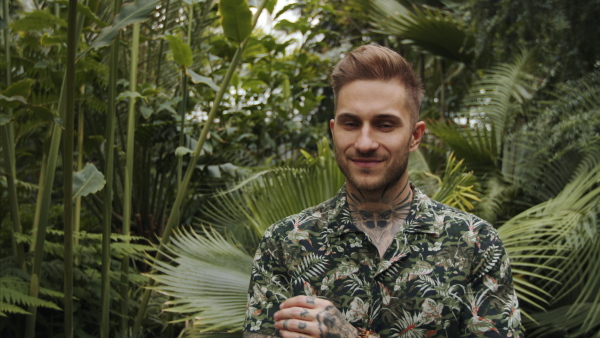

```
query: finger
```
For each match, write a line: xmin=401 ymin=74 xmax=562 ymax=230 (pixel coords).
xmin=274 ymin=306 xmax=314 ymax=321
xmin=274 ymin=319 xmax=318 ymax=336
xmin=280 ymin=295 xmax=322 ymax=309
xmin=278 ymin=329 xmax=310 ymax=338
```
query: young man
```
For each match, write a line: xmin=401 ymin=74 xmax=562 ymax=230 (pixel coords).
xmin=243 ymin=45 xmax=522 ymax=337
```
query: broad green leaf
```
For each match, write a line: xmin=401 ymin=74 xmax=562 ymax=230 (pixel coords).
xmin=90 ymin=0 xmax=160 ymax=49
xmin=116 ymin=90 xmax=142 ymax=101
xmin=186 ymin=69 xmax=220 ymax=92
xmin=10 ymin=10 xmax=67 ymax=31
xmin=140 ymin=105 xmax=154 ymax=119
xmin=175 ymin=146 xmax=193 ymax=157
xmin=219 ymin=0 xmax=252 ymax=43
xmin=165 ymin=35 xmax=193 ymax=68
xmin=72 ymin=163 xmax=106 ymax=200
xmin=0 ymin=79 xmax=35 ymax=113
xmin=2 ymin=79 xmax=35 ymax=98
xmin=30 ymin=105 xmax=57 ymax=122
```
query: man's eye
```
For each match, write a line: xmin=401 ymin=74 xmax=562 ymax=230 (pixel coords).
xmin=379 ymin=124 xmax=393 ymax=129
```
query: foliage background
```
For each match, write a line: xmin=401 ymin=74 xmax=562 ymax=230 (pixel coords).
xmin=1 ymin=0 xmax=599 ymax=337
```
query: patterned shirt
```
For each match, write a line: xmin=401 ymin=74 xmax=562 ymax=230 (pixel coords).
xmin=244 ymin=184 xmax=523 ymax=337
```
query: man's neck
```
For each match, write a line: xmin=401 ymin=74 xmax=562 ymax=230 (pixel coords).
xmin=346 ymin=180 xmax=413 ymax=258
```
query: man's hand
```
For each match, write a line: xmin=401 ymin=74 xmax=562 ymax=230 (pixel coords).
xmin=274 ymin=296 xmax=358 ymax=338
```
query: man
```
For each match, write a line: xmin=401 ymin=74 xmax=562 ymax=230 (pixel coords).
xmin=243 ymin=44 xmax=522 ymax=337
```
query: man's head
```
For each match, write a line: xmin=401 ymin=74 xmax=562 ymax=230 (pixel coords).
xmin=329 ymin=45 xmax=426 ymax=195
xmin=331 ymin=44 xmax=424 ymax=123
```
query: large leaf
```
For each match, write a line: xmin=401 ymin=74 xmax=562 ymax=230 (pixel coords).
xmin=186 ymin=69 xmax=220 ymax=92
xmin=72 ymin=163 xmax=106 ymax=200
xmin=219 ymin=0 xmax=253 ymax=43
xmin=10 ymin=10 xmax=67 ymax=31
xmin=369 ymin=0 xmax=475 ymax=63
xmin=90 ymin=0 xmax=160 ymax=49
xmin=148 ymin=227 xmax=252 ymax=332
xmin=164 ymin=35 xmax=193 ymax=68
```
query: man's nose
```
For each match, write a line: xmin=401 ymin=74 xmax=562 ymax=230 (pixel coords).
xmin=354 ymin=126 xmax=379 ymax=152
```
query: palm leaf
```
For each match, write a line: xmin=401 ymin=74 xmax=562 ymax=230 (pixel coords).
xmin=498 ymin=152 xmax=600 ymax=328
xmin=148 ymin=227 xmax=252 ymax=332
xmin=461 ymin=52 xmax=539 ymax=148
xmin=369 ymin=0 xmax=474 ymax=63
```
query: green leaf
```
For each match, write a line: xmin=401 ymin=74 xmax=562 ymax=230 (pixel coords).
xmin=175 ymin=146 xmax=193 ymax=157
xmin=140 ymin=105 xmax=154 ymax=119
xmin=10 ymin=10 xmax=67 ymax=31
xmin=72 ymin=163 xmax=106 ymax=200
xmin=165 ymin=35 xmax=193 ymax=68
xmin=186 ymin=69 xmax=220 ymax=92
xmin=30 ymin=105 xmax=57 ymax=122
xmin=0 ymin=79 xmax=35 ymax=112
xmin=219 ymin=0 xmax=253 ymax=43
xmin=90 ymin=0 xmax=161 ymax=49
xmin=116 ymin=90 xmax=142 ymax=101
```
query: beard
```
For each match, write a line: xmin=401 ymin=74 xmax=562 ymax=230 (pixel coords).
xmin=335 ymin=142 xmax=410 ymax=193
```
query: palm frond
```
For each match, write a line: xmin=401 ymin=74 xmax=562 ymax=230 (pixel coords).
xmin=498 ymin=153 xmax=600 ymax=327
xmin=427 ymin=120 xmax=497 ymax=175
xmin=461 ymin=52 xmax=539 ymax=148
xmin=369 ymin=0 xmax=474 ymax=63
xmin=147 ymin=227 xmax=252 ymax=332
xmin=429 ymin=152 xmax=480 ymax=211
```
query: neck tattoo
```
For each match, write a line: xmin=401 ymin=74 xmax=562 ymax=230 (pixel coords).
xmin=347 ymin=181 xmax=413 ymax=256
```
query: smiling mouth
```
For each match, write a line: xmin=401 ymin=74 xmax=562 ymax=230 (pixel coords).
xmin=350 ymin=158 xmax=383 ymax=168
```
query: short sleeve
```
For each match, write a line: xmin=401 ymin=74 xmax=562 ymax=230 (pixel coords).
xmin=243 ymin=230 xmax=291 ymax=334
xmin=460 ymin=225 xmax=523 ymax=337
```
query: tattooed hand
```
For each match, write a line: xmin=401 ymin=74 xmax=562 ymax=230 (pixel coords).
xmin=274 ymin=296 xmax=358 ymax=338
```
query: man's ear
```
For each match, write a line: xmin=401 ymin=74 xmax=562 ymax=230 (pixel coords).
xmin=329 ymin=119 xmax=335 ymax=136
xmin=409 ymin=121 xmax=426 ymax=152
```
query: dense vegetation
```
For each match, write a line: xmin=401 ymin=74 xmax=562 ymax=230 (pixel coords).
xmin=1 ymin=0 xmax=598 ymax=337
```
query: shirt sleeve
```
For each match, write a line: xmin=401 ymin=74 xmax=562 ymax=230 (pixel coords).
xmin=243 ymin=229 xmax=292 ymax=335
xmin=460 ymin=224 xmax=523 ymax=337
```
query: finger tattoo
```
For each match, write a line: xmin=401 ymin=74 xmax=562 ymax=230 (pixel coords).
xmin=306 ymin=297 xmax=315 ymax=304
xmin=298 ymin=322 xmax=307 ymax=329
xmin=283 ymin=319 xmax=289 ymax=330
xmin=300 ymin=309 xmax=309 ymax=317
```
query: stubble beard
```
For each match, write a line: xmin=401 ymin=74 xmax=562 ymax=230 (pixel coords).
xmin=335 ymin=144 xmax=410 ymax=194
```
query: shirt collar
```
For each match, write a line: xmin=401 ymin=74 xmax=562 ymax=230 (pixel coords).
xmin=325 ymin=183 xmax=443 ymax=238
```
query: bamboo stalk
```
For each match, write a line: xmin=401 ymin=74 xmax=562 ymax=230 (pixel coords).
xmin=101 ymin=3 xmax=121 ymax=331
xmin=121 ymin=22 xmax=141 ymax=335
xmin=132 ymin=0 xmax=269 ymax=334
xmin=63 ymin=1 xmax=78 ymax=336
xmin=2 ymin=0 xmax=25 ymax=272
xmin=24 ymin=6 xmax=86 ymax=337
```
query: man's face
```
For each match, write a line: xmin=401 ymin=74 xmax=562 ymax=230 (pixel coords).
xmin=330 ymin=80 xmax=425 ymax=194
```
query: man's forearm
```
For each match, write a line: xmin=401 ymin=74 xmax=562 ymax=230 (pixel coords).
xmin=243 ymin=333 xmax=278 ymax=338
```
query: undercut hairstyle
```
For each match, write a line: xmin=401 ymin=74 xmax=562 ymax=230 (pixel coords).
xmin=331 ymin=44 xmax=424 ymax=123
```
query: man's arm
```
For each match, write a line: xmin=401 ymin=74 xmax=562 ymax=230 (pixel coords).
xmin=460 ymin=225 xmax=523 ymax=337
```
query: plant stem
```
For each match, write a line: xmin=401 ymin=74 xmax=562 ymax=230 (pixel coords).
xmin=132 ymin=0 xmax=269 ymax=334
xmin=121 ymin=22 xmax=141 ymax=335
xmin=63 ymin=0 xmax=78 ymax=335
xmin=101 ymin=0 xmax=122 ymax=334
xmin=1 ymin=0 xmax=25 ymax=271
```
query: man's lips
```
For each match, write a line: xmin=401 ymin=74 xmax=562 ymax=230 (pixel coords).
xmin=350 ymin=158 xmax=384 ymax=168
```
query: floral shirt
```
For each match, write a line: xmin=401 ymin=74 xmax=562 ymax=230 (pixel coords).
xmin=243 ymin=185 xmax=523 ymax=337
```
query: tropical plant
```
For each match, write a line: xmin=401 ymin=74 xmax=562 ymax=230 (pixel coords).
xmin=147 ymin=139 xmax=483 ymax=333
